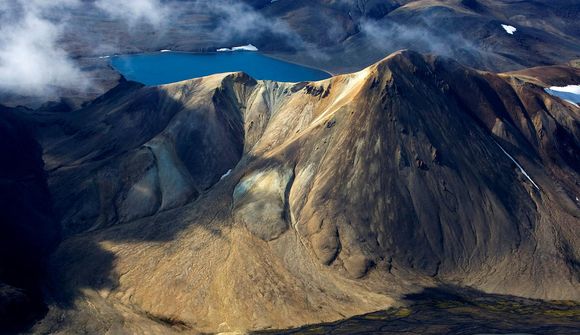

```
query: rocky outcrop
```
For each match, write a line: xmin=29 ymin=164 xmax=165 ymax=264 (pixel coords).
xmin=233 ymin=167 xmax=294 ymax=241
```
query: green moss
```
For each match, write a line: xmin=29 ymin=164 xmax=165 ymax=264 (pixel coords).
xmin=363 ymin=313 xmax=391 ymax=321
xmin=435 ymin=300 xmax=463 ymax=309
xmin=394 ymin=307 xmax=412 ymax=318
xmin=299 ymin=326 xmax=328 ymax=335
xmin=549 ymin=300 xmax=579 ymax=307
xmin=543 ymin=309 xmax=580 ymax=317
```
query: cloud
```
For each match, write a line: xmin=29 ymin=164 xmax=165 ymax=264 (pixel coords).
xmin=196 ymin=0 xmax=327 ymax=58
xmin=0 ymin=0 xmax=171 ymax=98
xmin=198 ymin=0 xmax=301 ymax=43
xmin=0 ymin=0 xmax=89 ymax=97
xmin=94 ymin=0 xmax=170 ymax=28
xmin=360 ymin=18 xmax=477 ymax=58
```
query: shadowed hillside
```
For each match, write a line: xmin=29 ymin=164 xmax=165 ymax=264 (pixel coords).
xmin=0 ymin=108 xmax=59 ymax=333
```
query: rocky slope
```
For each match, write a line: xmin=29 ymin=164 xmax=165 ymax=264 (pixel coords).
xmin=259 ymin=0 xmax=580 ymax=72
xmin=12 ymin=50 xmax=577 ymax=334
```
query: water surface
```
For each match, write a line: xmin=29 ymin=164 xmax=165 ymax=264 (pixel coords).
xmin=110 ymin=52 xmax=331 ymax=85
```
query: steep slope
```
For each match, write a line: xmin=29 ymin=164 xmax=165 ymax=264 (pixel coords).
xmin=31 ymin=50 xmax=579 ymax=334
xmin=40 ymin=77 xmax=246 ymax=237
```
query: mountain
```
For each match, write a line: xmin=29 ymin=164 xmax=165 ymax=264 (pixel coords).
xmin=63 ymin=0 xmax=579 ymax=73
xmin=262 ymin=0 xmax=580 ymax=73
xmin=7 ymin=50 xmax=576 ymax=334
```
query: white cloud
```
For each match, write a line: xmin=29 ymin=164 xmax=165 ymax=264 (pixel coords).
xmin=199 ymin=0 xmax=294 ymax=40
xmin=94 ymin=0 xmax=170 ymax=27
xmin=197 ymin=0 xmax=326 ymax=58
xmin=360 ymin=18 xmax=477 ymax=58
xmin=0 ymin=0 xmax=89 ymax=97
xmin=0 ymin=0 xmax=171 ymax=98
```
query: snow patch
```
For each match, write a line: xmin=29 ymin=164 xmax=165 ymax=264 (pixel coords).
xmin=501 ymin=24 xmax=517 ymax=35
xmin=160 ymin=49 xmax=171 ymax=53
xmin=545 ymin=85 xmax=580 ymax=107
xmin=548 ymin=85 xmax=580 ymax=94
xmin=216 ymin=44 xmax=258 ymax=52
xmin=495 ymin=142 xmax=540 ymax=190
xmin=98 ymin=55 xmax=110 ymax=59
xmin=220 ymin=169 xmax=232 ymax=180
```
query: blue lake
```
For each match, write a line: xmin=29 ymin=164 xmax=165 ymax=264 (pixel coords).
xmin=110 ymin=52 xmax=331 ymax=85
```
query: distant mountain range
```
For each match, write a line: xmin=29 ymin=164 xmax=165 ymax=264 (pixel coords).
xmin=3 ymin=0 xmax=579 ymax=108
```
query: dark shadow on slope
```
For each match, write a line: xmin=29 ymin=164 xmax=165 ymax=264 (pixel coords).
xmin=27 ymin=74 xmax=256 ymax=311
xmin=39 ymin=74 xmax=250 ymax=238
xmin=0 ymin=109 xmax=60 ymax=334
